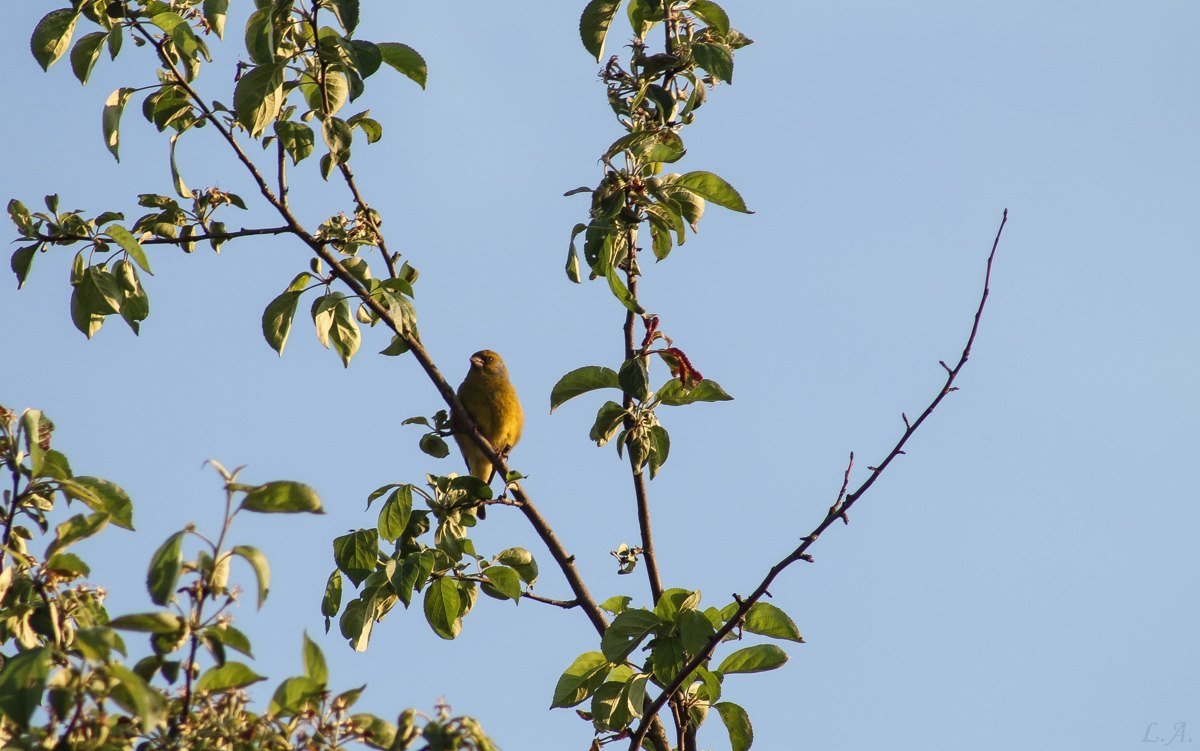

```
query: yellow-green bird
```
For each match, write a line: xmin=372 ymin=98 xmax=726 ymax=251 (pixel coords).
xmin=453 ymin=350 xmax=524 ymax=515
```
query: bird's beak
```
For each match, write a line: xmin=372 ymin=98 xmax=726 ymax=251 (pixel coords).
xmin=470 ymin=355 xmax=484 ymax=368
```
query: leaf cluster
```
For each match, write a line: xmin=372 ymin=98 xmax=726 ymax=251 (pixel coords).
xmin=0 ymin=404 xmax=496 ymax=751
xmin=324 ymin=475 xmax=540 ymax=648
xmin=552 ymin=588 xmax=801 ymax=749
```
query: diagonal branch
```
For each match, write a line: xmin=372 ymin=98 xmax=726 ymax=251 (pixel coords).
xmin=140 ymin=18 xmax=615 ymax=634
xmin=140 ymin=24 xmax=671 ymax=748
xmin=627 ymin=209 xmax=1009 ymax=751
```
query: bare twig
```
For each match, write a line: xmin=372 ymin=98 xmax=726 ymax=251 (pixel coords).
xmin=627 ymin=209 xmax=1009 ymax=751
xmin=521 ymin=592 xmax=581 ymax=609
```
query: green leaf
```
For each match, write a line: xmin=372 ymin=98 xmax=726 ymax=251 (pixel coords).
xmin=380 ymin=335 xmax=410 ymax=356
xmin=329 ymin=0 xmax=360 ymax=33
xmin=106 ymin=224 xmax=152 ymax=274
xmin=656 ymin=378 xmax=734 ymax=406
xmin=352 ymin=115 xmax=383 ymax=143
xmin=579 ymin=0 xmax=621 ymax=62
xmin=550 ymin=365 xmax=620 ymax=412
xmin=302 ymin=632 xmax=328 ymax=684
xmin=659 ymin=184 xmax=705 ymax=231
xmin=654 ymin=588 xmax=696 ymax=621
xmin=302 ymin=69 xmax=349 ymax=119
xmin=377 ymin=42 xmax=427 ymax=88
xmin=269 ymin=675 xmax=324 ymax=715
xmin=690 ymin=0 xmax=730 ymax=33
xmin=376 ymin=485 xmax=413 ymax=542
xmin=627 ymin=0 xmax=659 ymax=39
xmin=590 ymin=680 xmax=623 ymax=730
xmin=240 ymin=480 xmax=323 ymax=514
xmin=647 ymin=424 xmax=670 ymax=478
xmin=329 ymin=297 xmax=361 ymax=367
xmin=601 ymin=608 xmax=661 ymax=662
xmin=195 ymin=661 xmax=267 ymax=693
xmin=108 ymin=612 xmax=185 ymax=634
xmin=118 ymin=283 xmax=149 ymax=334
xmin=588 ymin=401 xmax=627 ymax=446
xmin=45 ymin=552 xmax=90 ymax=578
xmin=650 ymin=635 xmax=685 ymax=686
xmin=0 ymin=647 xmax=51 ymax=729
xmin=262 ymin=290 xmax=301 ymax=355
xmin=70 ymin=31 xmax=106 ymax=85
xmin=339 ymin=597 xmax=375 ymax=652
xmin=38 ymin=448 xmax=72 ymax=481
xmin=168 ymin=17 xmax=209 ymax=65
xmin=496 ymin=547 xmax=538 ymax=584
xmin=481 ymin=565 xmax=521 ymax=602
xmin=612 ymin=673 xmax=649 ymax=730
xmin=423 ymin=577 xmax=462 ymax=640
xmin=232 ymin=545 xmax=270 ymax=609
xmin=333 ymin=529 xmax=378 ymax=587
xmin=20 ymin=409 xmax=45 ymax=477
xmin=102 ymin=87 xmax=135 ymax=161
xmin=550 ymin=651 xmax=609 ymax=708
xmin=716 ymin=644 xmax=789 ymax=675
xmin=66 ymin=476 xmax=134 ymax=529
xmin=322 ymin=116 xmax=352 ymax=163
xmin=169 ymin=132 xmax=192 ymax=199
xmin=108 ymin=663 xmax=164 ymax=732
xmin=744 ymin=602 xmax=804 ymax=643
xmin=673 ymin=170 xmax=751 ymax=213
xmin=605 ymin=130 xmax=685 ymax=163
xmin=679 ymin=607 xmax=716 ymax=656
xmin=321 ymin=570 xmax=343 ymax=619
xmin=618 ymin=357 xmax=650 ymax=402
xmin=419 ymin=433 xmax=450 ymax=459
xmin=77 ymin=267 xmax=121 ymax=314
xmin=10 ymin=246 xmax=37 ymax=289
xmin=146 ymin=530 xmax=184 ymax=606
xmin=599 ymin=595 xmax=631 ymax=615
xmin=202 ymin=0 xmax=229 ymax=38
xmin=714 ymin=702 xmax=754 ymax=751
xmin=244 ymin=7 xmax=276 ymax=64
xmin=8 ymin=198 xmax=32 ymax=233
xmin=312 ymin=293 xmax=337 ymax=347
xmin=234 ymin=63 xmax=285 ymax=137
xmin=388 ymin=553 xmax=429 ymax=608
xmin=47 ymin=513 xmax=108 ymax=556
xmin=691 ymin=41 xmax=734 ymax=84
xmin=605 ymin=264 xmax=644 ymax=313
xmin=274 ymin=120 xmax=315 ymax=165
xmin=30 ymin=9 xmax=79 ymax=71
xmin=207 ymin=625 xmax=253 ymax=658
xmin=106 ymin=27 xmax=122 ymax=59
xmin=68 ymin=286 xmax=103 ymax=335
xmin=73 ymin=627 xmax=125 ymax=661
xmin=566 ymin=243 xmax=582 ymax=284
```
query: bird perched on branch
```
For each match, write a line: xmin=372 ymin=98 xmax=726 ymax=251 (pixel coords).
xmin=453 ymin=350 xmax=524 ymax=516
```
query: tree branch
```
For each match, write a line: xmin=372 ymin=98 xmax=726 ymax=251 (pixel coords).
xmin=623 ymin=234 xmax=664 ymax=606
xmin=36 ymin=225 xmax=295 ymax=247
xmin=628 ymin=209 xmax=1009 ymax=751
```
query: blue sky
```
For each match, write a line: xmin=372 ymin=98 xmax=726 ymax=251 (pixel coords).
xmin=4 ymin=2 xmax=1200 ymax=749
